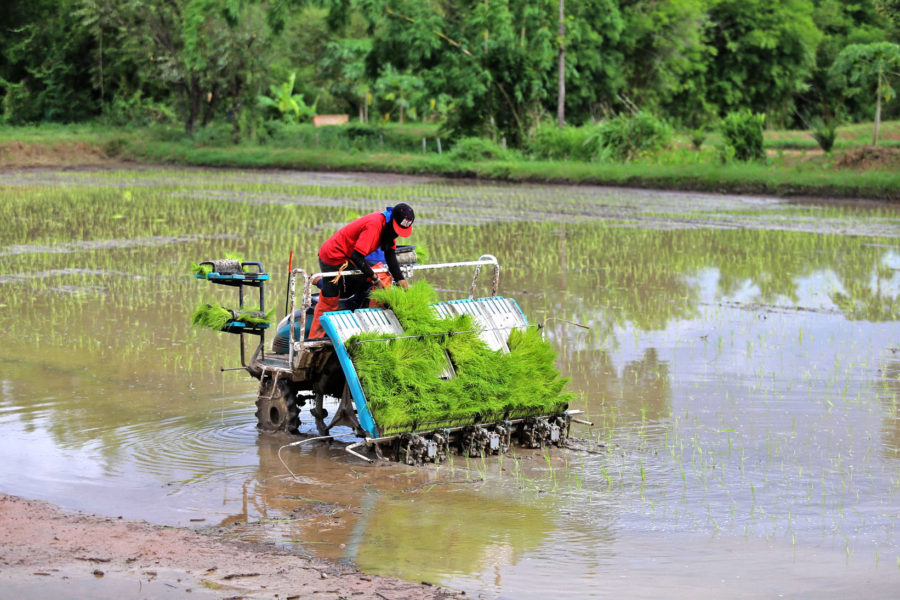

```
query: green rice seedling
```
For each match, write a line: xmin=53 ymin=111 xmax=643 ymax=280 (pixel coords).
xmin=351 ymin=281 xmax=574 ymax=432
xmin=191 ymin=301 xmax=274 ymax=331
xmin=192 ymin=302 xmax=233 ymax=331
xmin=190 ymin=261 xmax=213 ymax=276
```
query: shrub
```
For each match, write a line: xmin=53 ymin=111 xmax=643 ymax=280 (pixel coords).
xmin=810 ymin=117 xmax=839 ymax=153
xmin=102 ymin=90 xmax=176 ymax=127
xmin=689 ymin=127 xmax=707 ymax=150
xmin=593 ymin=111 xmax=673 ymax=162
xmin=1 ymin=82 xmax=40 ymax=125
xmin=191 ymin=123 xmax=234 ymax=146
xmin=720 ymin=110 xmax=765 ymax=162
xmin=527 ymin=122 xmax=599 ymax=161
xmin=447 ymin=137 xmax=514 ymax=161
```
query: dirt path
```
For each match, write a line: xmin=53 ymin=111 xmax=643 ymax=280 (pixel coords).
xmin=0 ymin=494 xmax=462 ymax=600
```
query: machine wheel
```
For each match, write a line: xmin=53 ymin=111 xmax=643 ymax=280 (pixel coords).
xmin=255 ymin=376 xmax=300 ymax=434
xmin=311 ymin=383 xmax=362 ymax=437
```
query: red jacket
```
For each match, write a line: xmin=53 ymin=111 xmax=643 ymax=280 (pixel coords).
xmin=319 ymin=211 xmax=394 ymax=265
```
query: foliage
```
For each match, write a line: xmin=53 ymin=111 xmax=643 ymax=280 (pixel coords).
xmin=550 ymin=0 xmax=625 ymax=124
xmin=448 ymin=137 xmax=514 ymax=162
xmin=875 ymin=0 xmax=900 ymax=26
xmin=618 ymin=0 xmax=711 ymax=123
xmin=801 ymin=0 xmax=889 ymax=127
xmin=719 ymin=110 xmax=766 ymax=162
xmin=703 ymin=0 xmax=822 ymax=122
xmin=810 ymin=116 xmax=840 ymax=153
xmin=364 ymin=0 xmax=556 ymax=147
xmin=830 ymin=42 xmax=900 ymax=144
xmin=317 ymin=36 xmax=373 ymax=119
xmin=258 ymin=72 xmax=317 ymax=122
xmin=689 ymin=127 xmax=708 ymax=151
xmin=0 ymin=0 xmax=97 ymax=124
xmin=350 ymin=281 xmax=572 ymax=431
xmin=6 ymin=0 xmax=900 ymax=145
xmin=373 ymin=65 xmax=424 ymax=123
xmin=593 ymin=111 xmax=673 ymax=162
xmin=527 ymin=122 xmax=600 ymax=161
xmin=77 ymin=0 xmax=278 ymax=136
xmin=101 ymin=90 xmax=177 ymax=127
xmin=254 ymin=120 xmax=436 ymax=152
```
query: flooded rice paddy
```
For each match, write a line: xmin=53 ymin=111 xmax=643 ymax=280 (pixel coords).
xmin=1 ymin=167 xmax=898 ymax=598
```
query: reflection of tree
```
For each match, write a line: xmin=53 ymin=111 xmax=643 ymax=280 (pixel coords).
xmin=354 ymin=487 xmax=560 ymax=581
xmin=881 ymin=357 xmax=900 ymax=460
xmin=213 ymin=435 xmax=584 ymax=580
xmin=831 ymin=264 xmax=899 ymax=321
xmin=711 ymin=230 xmax=821 ymax=303
xmin=622 ymin=348 xmax=671 ymax=424
xmin=567 ymin=347 xmax=672 ymax=432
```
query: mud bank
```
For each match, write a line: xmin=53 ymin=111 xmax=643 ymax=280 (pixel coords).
xmin=0 ymin=494 xmax=462 ymax=600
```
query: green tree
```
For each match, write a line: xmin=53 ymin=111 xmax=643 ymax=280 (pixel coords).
xmin=318 ymin=38 xmax=373 ymax=120
xmin=799 ymin=0 xmax=888 ymax=127
xmin=875 ymin=0 xmax=900 ymax=27
xmin=550 ymin=0 xmax=625 ymax=124
xmin=258 ymin=72 xmax=317 ymax=122
xmin=373 ymin=65 xmax=424 ymax=122
xmin=365 ymin=0 xmax=556 ymax=146
xmin=78 ymin=0 xmax=281 ymax=135
xmin=704 ymin=0 xmax=823 ymax=122
xmin=617 ymin=0 xmax=711 ymax=125
xmin=1 ymin=0 xmax=98 ymax=123
xmin=830 ymin=41 xmax=900 ymax=144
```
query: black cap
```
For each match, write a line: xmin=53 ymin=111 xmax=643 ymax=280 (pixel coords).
xmin=392 ymin=203 xmax=414 ymax=238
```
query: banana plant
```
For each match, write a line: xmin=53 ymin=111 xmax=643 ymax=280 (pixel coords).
xmin=258 ymin=72 xmax=317 ymax=122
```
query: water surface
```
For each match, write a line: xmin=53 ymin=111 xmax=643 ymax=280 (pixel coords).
xmin=1 ymin=168 xmax=898 ymax=597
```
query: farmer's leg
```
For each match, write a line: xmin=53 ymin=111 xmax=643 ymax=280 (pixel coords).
xmin=308 ymin=258 xmax=343 ymax=339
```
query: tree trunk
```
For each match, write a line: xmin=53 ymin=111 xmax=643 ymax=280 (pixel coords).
xmin=185 ymin=75 xmax=201 ymax=134
xmin=202 ymin=83 xmax=220 ymax=127
xmin=98 ymin=28 xmax=104 ymax=103
xmin=874 ymin=68 xmax=883 ymax=146
xmin=557 ymin=0 xmax=565 ymax=127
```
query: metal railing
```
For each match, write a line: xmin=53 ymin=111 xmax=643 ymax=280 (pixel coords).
xmin=287 ymin=255 xmax=501 ymax=367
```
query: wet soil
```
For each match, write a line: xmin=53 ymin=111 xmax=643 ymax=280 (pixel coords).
xmin=831 ymin=145 xmax=900 ymax=170
xmin=0 ymin=493 xmax=462 ymax=600
xmin=0 ymin=140 xmax=127 ymax=169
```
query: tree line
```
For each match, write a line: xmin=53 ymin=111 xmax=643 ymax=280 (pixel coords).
xmin=1 ymin=0 xmax=899 ymax=145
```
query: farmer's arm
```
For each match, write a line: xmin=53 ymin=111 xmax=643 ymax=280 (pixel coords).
xmin=349 ymin=250 xmax=376 ymax=281
xmin=348 ymin=221 xmax=382 ymax=281
xmin=384 ymin=246 xmax=407 ymax=290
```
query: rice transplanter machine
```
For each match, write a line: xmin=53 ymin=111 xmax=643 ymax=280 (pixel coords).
xmin=193 ymin=252 xmax=588 ymax=464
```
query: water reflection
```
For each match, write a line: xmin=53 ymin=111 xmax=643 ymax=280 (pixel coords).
xmin=202 ymin=434 xmax=576 ymax=583
xmin=1 ymin=171 xmax=899 ymax=597
xmin=881 ymin=357 xmax=900 ymax=460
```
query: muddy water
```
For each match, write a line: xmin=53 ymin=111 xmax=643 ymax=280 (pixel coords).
xmin=1 ymin=168 xmax=898 ymax=598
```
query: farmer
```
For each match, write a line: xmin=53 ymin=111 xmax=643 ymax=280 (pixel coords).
xmin=308 ymin=203 xmax=415 ymax=339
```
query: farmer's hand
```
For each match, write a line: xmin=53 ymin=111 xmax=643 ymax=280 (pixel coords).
xmin=374 ymin=277 xmax=386 ymax=290
xmin=399 ymin=279 xmax=409 ymax=291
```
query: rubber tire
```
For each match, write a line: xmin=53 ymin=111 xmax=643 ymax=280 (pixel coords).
xmin=255 ymin=378 xmax=300 ymax=434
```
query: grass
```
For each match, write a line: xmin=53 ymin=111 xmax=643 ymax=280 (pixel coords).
xmin=347 ymin=281 xmax=573 ymax=433
xmin=2 ymin=121 xmax=899 ymax=201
